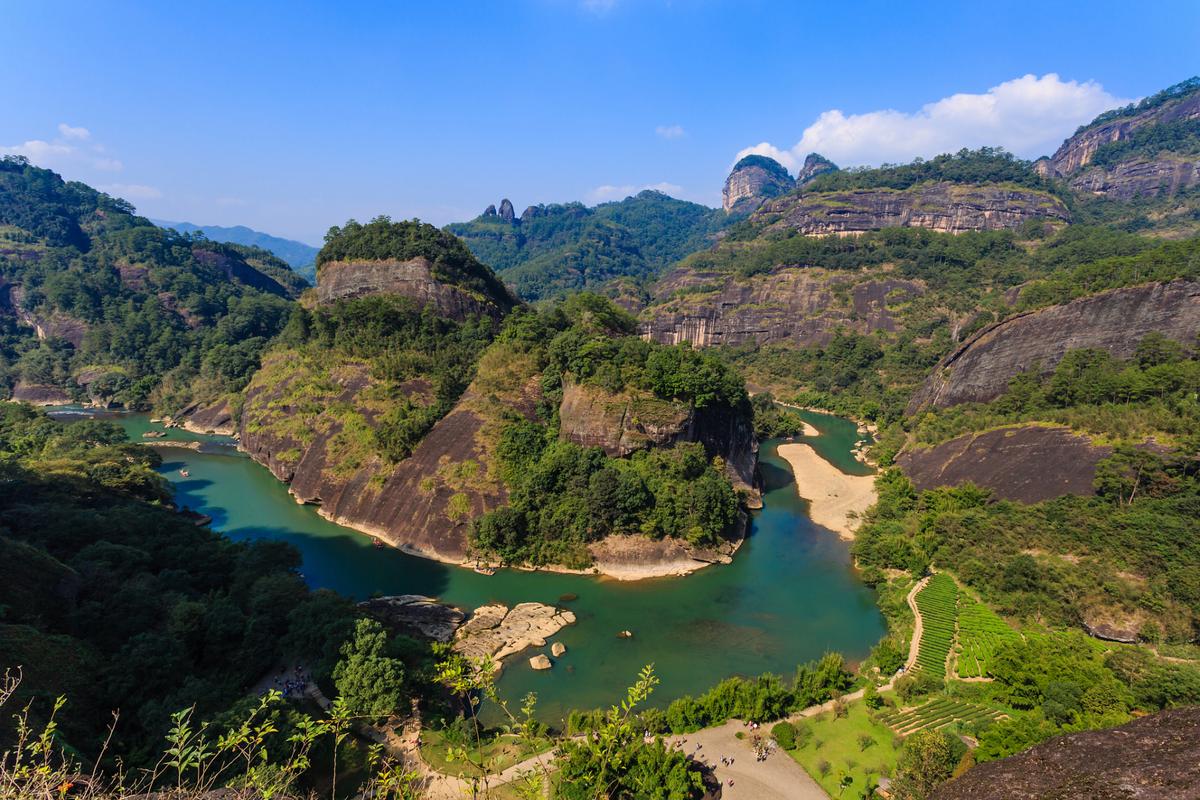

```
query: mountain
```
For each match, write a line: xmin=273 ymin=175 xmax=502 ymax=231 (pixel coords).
xmin=152 ymin=219 xmax=319 ymax=283
xmin=0 ymin=156 xmax=303 ymax=410
xmin=722 ymin=154 xmax=796 ymax=215
xmin=446 ymin=189 xmax=727 ymax=300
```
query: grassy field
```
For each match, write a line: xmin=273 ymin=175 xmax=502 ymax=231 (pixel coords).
xmin=419 ymin=729 xmax=552 ymax=778
xmin=954 ymin=597 xmax=1020 ymax=678
xmin=787 ymin=701 xmax=902 ymax=797
xmin=914 ymin=574 xmax=959 ymax=678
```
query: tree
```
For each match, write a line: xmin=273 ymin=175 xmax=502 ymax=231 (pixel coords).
xmin=331 ymin=618 xmax=405 ymax=720
xmin=891 ymin=729 xmax=964 ymax=800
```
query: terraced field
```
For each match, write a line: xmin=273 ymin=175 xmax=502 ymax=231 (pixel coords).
xmin=954 ymin=597 xmax=1021 ymax=678
xmin=914 ymin=574 xmax=958 ymax=678
xmin=877 ymin=698 xmax=1006 ymax=736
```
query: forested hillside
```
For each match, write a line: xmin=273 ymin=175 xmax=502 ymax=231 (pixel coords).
xmin=0 ymin=156 xmax=303 ymax=412
xmin=153 ymin=220 xmax=319 ymax=283
xmin=446 ymin=190 xmax=727 ymax=300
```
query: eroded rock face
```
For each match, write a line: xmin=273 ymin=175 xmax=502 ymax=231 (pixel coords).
xmin=759 ymin=182 xmax=1069 ymax=235
xmin=453 ymin=602 xmax=576 ymax=666
xmin=9 ymin=380 xmax=73 ymax=405
xmin=641 ymin=267 xmax=922 ymax=350
xmin=316 ymin=257 xmax=509 ymax=321
xmin=557 ymin=379 xmax=759 ymax=503
xmin=1045 ymin=89 xmax=1200 ymax=178
xmin=908 ymin=279 xmax=1200 ymax=412
xmin=723 ymin=155 xmax=794 ymax=215
xmin=498 ymin=199 xmax=516 ymax=222
xmin=795 ymin=153 xmax=837 ymax=186
xmin=360 ymin=595 xmax=466 ymax=642
xmin=896 ymin=426 xmax=1110 ymax=503
xmin=177 ymin=397 xmax=236 ymax=436
xmin=932 ymin=707 xmax=1200 ymax=800
xmin=1069 ymin=155 xmax=1200 ymax=200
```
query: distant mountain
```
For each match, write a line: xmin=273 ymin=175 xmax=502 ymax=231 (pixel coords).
xmin=152 ymin=220 xmax=319 ymax=283
xmin=446 ymin=190 xmax=727 ymax=300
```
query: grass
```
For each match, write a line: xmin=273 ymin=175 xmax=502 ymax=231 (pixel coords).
xmin=954 ymin=597 xmax=1020 ymax=678
xmin=419 ymin=729 xmax=553 ymax=779
xmin=875 ymin=698 xmax=1006 ymax=736
xmin=914 ymin=574 xmax=958 ymax=679
xmin=787 ymin=701 xmax=902 ymax=797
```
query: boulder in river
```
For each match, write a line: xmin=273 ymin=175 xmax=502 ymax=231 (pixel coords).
xmin=529 ymin=654 xmax=552 ymax=670
xmin=454 ymin=602 xmax=576 ymax=666
xmin=551 ymin=642 xmax=567 ymax=657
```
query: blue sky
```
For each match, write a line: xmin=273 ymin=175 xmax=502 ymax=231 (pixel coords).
xmin=3 ymin=0 xmax=1197 ymax=243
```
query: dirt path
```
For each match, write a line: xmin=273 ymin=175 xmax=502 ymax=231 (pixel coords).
xmin=904 ymin=576 xmax=930 ymax=674
xmin=668 ymin=722 xmax=828 ymax=800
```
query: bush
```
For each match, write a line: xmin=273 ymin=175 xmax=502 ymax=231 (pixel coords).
xmin=771 ymin=721 xmax=796 ymax=750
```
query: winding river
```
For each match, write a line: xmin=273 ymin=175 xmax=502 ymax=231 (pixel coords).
xmin=71 ymin=409 xmax=885 ymax=724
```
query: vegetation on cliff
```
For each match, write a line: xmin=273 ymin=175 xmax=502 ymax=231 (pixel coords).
xmin=447 ymin=190 xmax=726 ymax=300
xmin=318 ymin=216 xmax=514 ymax=307
xmin=802 ymin=148 xmax=1053 ymax=194
xmin=0 ymin=156 xmax=302 ymax=410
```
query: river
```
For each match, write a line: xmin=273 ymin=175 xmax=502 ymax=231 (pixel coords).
xmin=65 ymin=408 xmax=885 ymax=724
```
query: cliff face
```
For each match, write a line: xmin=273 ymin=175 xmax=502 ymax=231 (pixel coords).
xmin=933 ymin=707 xmax=1200 ymax=800
xmin=1044 ymin=89 xmax=1200 ymax=177
xmin=759 ymin=182 xmax=1069 ymax=235
xmin=558 ymin=379 xmax=760 ymax=505
xmin=316 ymin=257 xmax=511 ymax=321
xmin=897 ymin=426 xmax=1110 ymax=503
xmin=1039 ymin=86 xmax=1200 ymax=200
xmin=723 ymin=155 xmax=794 ymax=215
xmin=908 ymin=279 xmax=1200 ymax=412
xmin=238 ymin=350 xmax=541 ymax=563
xmin=640 ymin=267 xmax=922 ymax=349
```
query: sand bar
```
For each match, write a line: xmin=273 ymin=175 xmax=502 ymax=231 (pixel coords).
xmin=777 ymin=442 xmax=876 ymax=539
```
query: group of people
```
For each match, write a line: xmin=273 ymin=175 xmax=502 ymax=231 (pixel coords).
xmin=749 ymin=733 xmax=776 ymax=762
xmin=268 ymin=665 xmax=311 ymax=699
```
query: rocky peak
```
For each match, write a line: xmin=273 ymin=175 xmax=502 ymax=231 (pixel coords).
xmin=521 ymin=205 xmax=543 ymax=220
xmin=795 ymin=153 xmax=837 ymax=186
xmin=498 ymin=198 xmax=516 ymax=222
xmin=482 ymin=204 xmax=497 ymax=217
xmin=722 ymin=154 xmax=794 ymax=215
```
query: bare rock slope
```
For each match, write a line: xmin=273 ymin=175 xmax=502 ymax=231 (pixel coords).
xmin=908 ymin=279 xmax=1200 ymax=412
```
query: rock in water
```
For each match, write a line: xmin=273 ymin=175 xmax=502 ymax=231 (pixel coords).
xmin=453 ymin=602 xmax=577 ymax=668
xmin=529 ymin=654 xmax=552 ymax=670
xmin=359 ymin=595 xmax=466 ymax=642
xmin=551 ymin=642 xmax=567 ymax=657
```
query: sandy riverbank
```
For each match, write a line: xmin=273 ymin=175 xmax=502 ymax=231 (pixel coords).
xmin=777 ymin=442 xmax=876 ymax=539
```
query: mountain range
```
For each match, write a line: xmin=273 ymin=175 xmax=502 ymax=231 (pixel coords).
xmin=151 ymin=219 xmax=319 ymax=283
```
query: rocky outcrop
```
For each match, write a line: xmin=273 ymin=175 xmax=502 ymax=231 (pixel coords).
xmin=498 ymin=199 xmax=516 ymax=222
xmin=1043 ymin=86 xmax=1200 ymax=178
xmin=9 ymin=380 xmax=73 ymax=405
xmin=1068 ymin=154 xmax=1200 ymax=200
xmin=641 ymin=267 xmax=922 ymax=350
xmin=794 ymin=153 xmax=837 ymax=186
xmin=557 ymin=378 xmax=759 ymax=504
xmin=359 ymin=595 xmax=466 ymax=642
xmin=452 ymin=602 xmax=576 ymax=666
xmin=759 ymin=182 xmax=1069 ymax=236
xmin=908 ymin=279 xmax=1200 ymax=412
xmin=316 ymin=257 xmax=510 ymax=321
xmin=932 ymin=707 xmax=1200 ymax=800
xmin=723 ymin=155 xmax=794 ymax=215
xmin=2 ymin=284 xmax=88 ymax=347
xmin=896 ymin=426 xmax=1111 ymax=503
xmin=177 ymin=397 xmax=236 ymax=436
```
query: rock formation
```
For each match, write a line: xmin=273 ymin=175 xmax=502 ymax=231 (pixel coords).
xmin=722 ymin=155 xmax=794 ymax=215
xmin=794 ymin=153 xmax=837 ymax=186
xmin=908 ymin=279 xmax=1200 ymax=411
xmin=759 ymin=182 xmax=1069 ymax=236
xmin=359 ymin=595 xmax=466 ymax=642
xmin=557 ymin=378 xmax=759 ymax=503
xmin=1038 ymin=81 xmax=1200 ymax=199
xmin=641 ymin=268 xmax=922 ymax=350
xmin=896 ymin=426 xmax=1111 ymax=503
xmin=453 ymin=602 xmax=576 ymax=666
xmin=315 ymin=256 xmax=512 ymax=321
xmin=529 ymin=654 xmax=551 ymax=670
xmin=551 ymin=641 xmax=566 ymax=657
xmin=498 ymin=199 xmax=516 ymax=222
xmin=932 ymin=706 xmax=1200 ymax=800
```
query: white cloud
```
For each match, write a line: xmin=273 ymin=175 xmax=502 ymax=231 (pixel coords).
xmin=656 ymin=124 xmax=686 ymax=140
xmin=587 ymin=181 xmax=684 ymax=203
xmin=57 ymin=123 xmax=91 ymax=141
xmin=738 ymin=74 xmax=1132 ymax=171
xmin=2 ymin=123 xmax=124 ymax=173
xmin=97 ymin=183 xmax=162 ymax=200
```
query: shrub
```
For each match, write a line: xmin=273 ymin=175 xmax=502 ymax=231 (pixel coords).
xmin=771 ymin=721 xmax=796 ymax=750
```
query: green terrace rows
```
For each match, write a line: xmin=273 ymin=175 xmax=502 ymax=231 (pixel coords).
xmin=914 ymin=574 xmax=959 ymax=679
xmin=954 ymin=597 xmax=1021 ymax=679
xmin=876 ymin=698 xmax=1007 ymax=736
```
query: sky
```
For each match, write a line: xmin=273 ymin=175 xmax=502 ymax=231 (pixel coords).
xmin=2 ymin=1 xmax=1197 ymax=244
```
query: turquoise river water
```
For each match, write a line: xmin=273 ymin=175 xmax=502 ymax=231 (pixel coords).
xmin=64 ymin=408 xmax=886 ymax=724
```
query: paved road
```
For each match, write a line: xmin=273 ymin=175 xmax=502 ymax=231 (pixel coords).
xmin=669 ymin=721 xmax=828 ymax=800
